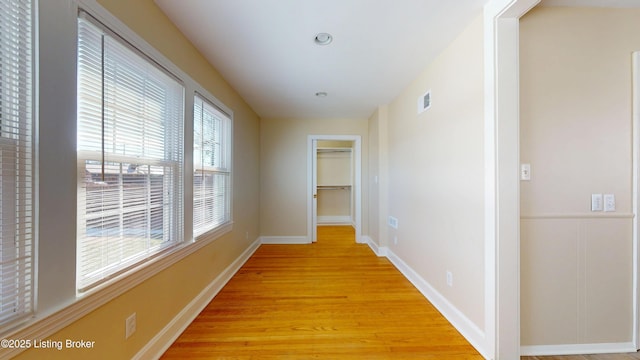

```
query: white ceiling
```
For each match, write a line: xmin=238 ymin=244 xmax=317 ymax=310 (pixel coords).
xmin=155 ymin=0 xmax=640 ymax=120
xmin=154 ymin=0 xmax=487 ymax=119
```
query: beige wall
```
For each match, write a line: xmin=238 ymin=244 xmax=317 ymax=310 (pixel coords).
xmin=259 ymin=118 xmax=368 ymax=237
xmin=317 ymin=149 xmax=352 ymax=218
xmin=15 ymin=0 xmax=261 ymax=359
xmin=520 ymin=6 xmax=640 ymax=346
xmin=385 ymin=15 xmax=485 ymax=328
xmin=368 ymin=108 xmax=381 ymax=246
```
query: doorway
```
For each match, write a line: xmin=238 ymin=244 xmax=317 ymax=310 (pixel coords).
xmin=307 ymin=135 xmax=361 ymax=243
xmin=634 ymin=50 xmax=640 ymax=348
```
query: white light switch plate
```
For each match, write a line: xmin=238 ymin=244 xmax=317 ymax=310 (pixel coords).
xmin=591 ymin=194 xmax=603 ymax=211
xmin=520 ymin=163 xmax=531 ymax=181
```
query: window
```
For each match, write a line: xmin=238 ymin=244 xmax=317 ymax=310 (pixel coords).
xmin=0 ymin=0 xmax=34 ymax=325
xmin=76 ymin=14 xmax=184 ymax=291
xmin=193 ymin=95 xmax=231 ymax=237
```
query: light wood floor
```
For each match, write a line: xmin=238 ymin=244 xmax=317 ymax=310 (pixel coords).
xmin=161 ymin=226 xmax=483 ymax=359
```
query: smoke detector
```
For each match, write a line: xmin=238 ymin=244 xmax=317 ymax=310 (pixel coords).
xmin=314 ymin=33 xmax=333 ymax=45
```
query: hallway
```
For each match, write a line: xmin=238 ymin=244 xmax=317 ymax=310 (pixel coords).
xmin=161 ymin=226 xmax=483 ymax=359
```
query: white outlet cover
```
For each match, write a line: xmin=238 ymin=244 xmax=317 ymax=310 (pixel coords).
xmin=604 ymin=194 xmax=616 ymax=212
xmin=388 ymin=216 xmax=398 ymax=229
xmin=125 ymin=313 xmax=137 ymax=339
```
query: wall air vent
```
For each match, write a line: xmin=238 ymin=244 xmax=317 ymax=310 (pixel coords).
xmin=418 ymin=90 xmax=431 ymax=114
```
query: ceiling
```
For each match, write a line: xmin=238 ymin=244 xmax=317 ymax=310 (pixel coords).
xmin=154 ymin=0 xmax=487 ymax=119
xmin=154 ymin=0 xmax=639 ymax=120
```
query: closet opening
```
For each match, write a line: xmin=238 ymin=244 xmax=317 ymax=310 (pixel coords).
xmin=307 ymin=135 xmax=362 ymax=244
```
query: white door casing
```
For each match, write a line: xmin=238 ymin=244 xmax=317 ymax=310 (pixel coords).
xmin=307 ymin=135 xmax=362 ymax=243
xmin=484 ymin=0 xmax=539 ymax=358
xmin=633 ymin=51 xmax=640 ymax=349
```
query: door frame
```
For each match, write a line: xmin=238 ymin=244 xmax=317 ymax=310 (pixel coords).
xmin=488 ymin=4 xmax=639 ymax=357
xmin=485 ymin=0 xmax=539 ymax=358
xmin=633 ymin=51 xmax=640 ymax=349
xmin=307 ymin=135 xmax=362 ymax=243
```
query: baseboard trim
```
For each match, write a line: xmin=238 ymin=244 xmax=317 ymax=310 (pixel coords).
xmin=361 ymin=235 xmax=388 ymax=257
xmin=260 ymin=236 xmax=310 ymax=244
xmin=134 ymin=238 xmax=261 ymax=360
xmin=318 ymin=216 xmax=352 ymax=225
xmin=521 ymin=342 xmax=637 ymax=356
xmin=385 ymin=249 xmax=488 ymax=359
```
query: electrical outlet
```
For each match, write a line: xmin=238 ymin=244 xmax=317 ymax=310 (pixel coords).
xmin=245 ymin=231 xmax=249 ymax=240
xmin=604 ymin=194 xmax=616 ymax=212
xmin=388 ymin=216 xmax=398 ymax=229
xmin=446 ymin=271 xmax=453 ymax=287
xmin=393 ymin=236 xmax=398 ymax=245
xmin=125 ymin=313 xmax=136 ymax=339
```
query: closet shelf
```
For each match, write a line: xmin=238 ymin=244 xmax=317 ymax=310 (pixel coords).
xmin=317 ymin=185 xmax=351 ymax=190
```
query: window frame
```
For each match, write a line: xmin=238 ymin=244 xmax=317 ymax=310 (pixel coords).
xmin=193 ymin=94 xmax=232 ymax=238
xmin=75 ymin=12 xmax=185 ymax=292
xmin=2 ymin=0 xmax=235 ymax=351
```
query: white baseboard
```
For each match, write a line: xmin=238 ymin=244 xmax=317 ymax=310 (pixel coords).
xmin=385 ymin=249 xmax=488 ymax=359
xmin=521 ymin=342 xmax=637 ymax=356
xmin=361 ymin=235 xmax=388 ymax=257
xmin=134 ymin=238 xmax=261 ymax=360
xmin=260 ymin=236 xmax=310 ymax=244
xmin=317 ymin=215 xmax=352 ymax=225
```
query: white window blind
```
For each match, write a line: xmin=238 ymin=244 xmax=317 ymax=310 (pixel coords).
xmin=0 ymin=0 xmax=34 ymax=325
xmin=77 ymin=14 xmax=184 ymax=291
xmin=193 ymin=95 xmax=231 ymax=237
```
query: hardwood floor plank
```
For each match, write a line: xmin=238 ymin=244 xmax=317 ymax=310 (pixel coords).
xmin=161 ymin=226 xmax=483 ymax=359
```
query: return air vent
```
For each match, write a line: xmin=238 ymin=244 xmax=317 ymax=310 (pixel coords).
xmin=418 ymin=90 xmax=431 ymax=114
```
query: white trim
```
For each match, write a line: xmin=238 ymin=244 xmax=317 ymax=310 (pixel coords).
xmin=310 ymin=138 xmax=318 ymax=242
xmin=307 ymin=135 xmax=362 ymax=244
xmin=385 ymin=249 xmax=488 ymax=359
xmin=361 ymin=235 xmax=388 ymax=257
xmin=133 ymin=238 xmax=261 ymax=360
xmin=317 ymin=216 xmax=353 ymax=225
xmin=521 ymin=342 xmax=636 ymax=356
xmin=0 ymin=222 xmax=233 ymax=360
xmin=521 ymin=213 xmax=634 ymax=219
xmin=633 ymin=50 xmax=640 ymax=350
xmin=260 ymin=236 xmax=310 ymax=245
xmin=484 ymin=1 xmax=540 ymax=358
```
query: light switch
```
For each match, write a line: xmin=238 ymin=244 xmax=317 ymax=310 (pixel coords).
xmin=520 ymin=164 xmax=531 ymax=181
xmin=591 ymin=194 xmax=603 ymax=211
xmin=604 ymin=194 xmax=615 ymax=212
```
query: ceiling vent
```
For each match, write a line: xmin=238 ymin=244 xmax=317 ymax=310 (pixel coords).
xmin=418 ymin=90 xmax=431 ymax=114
